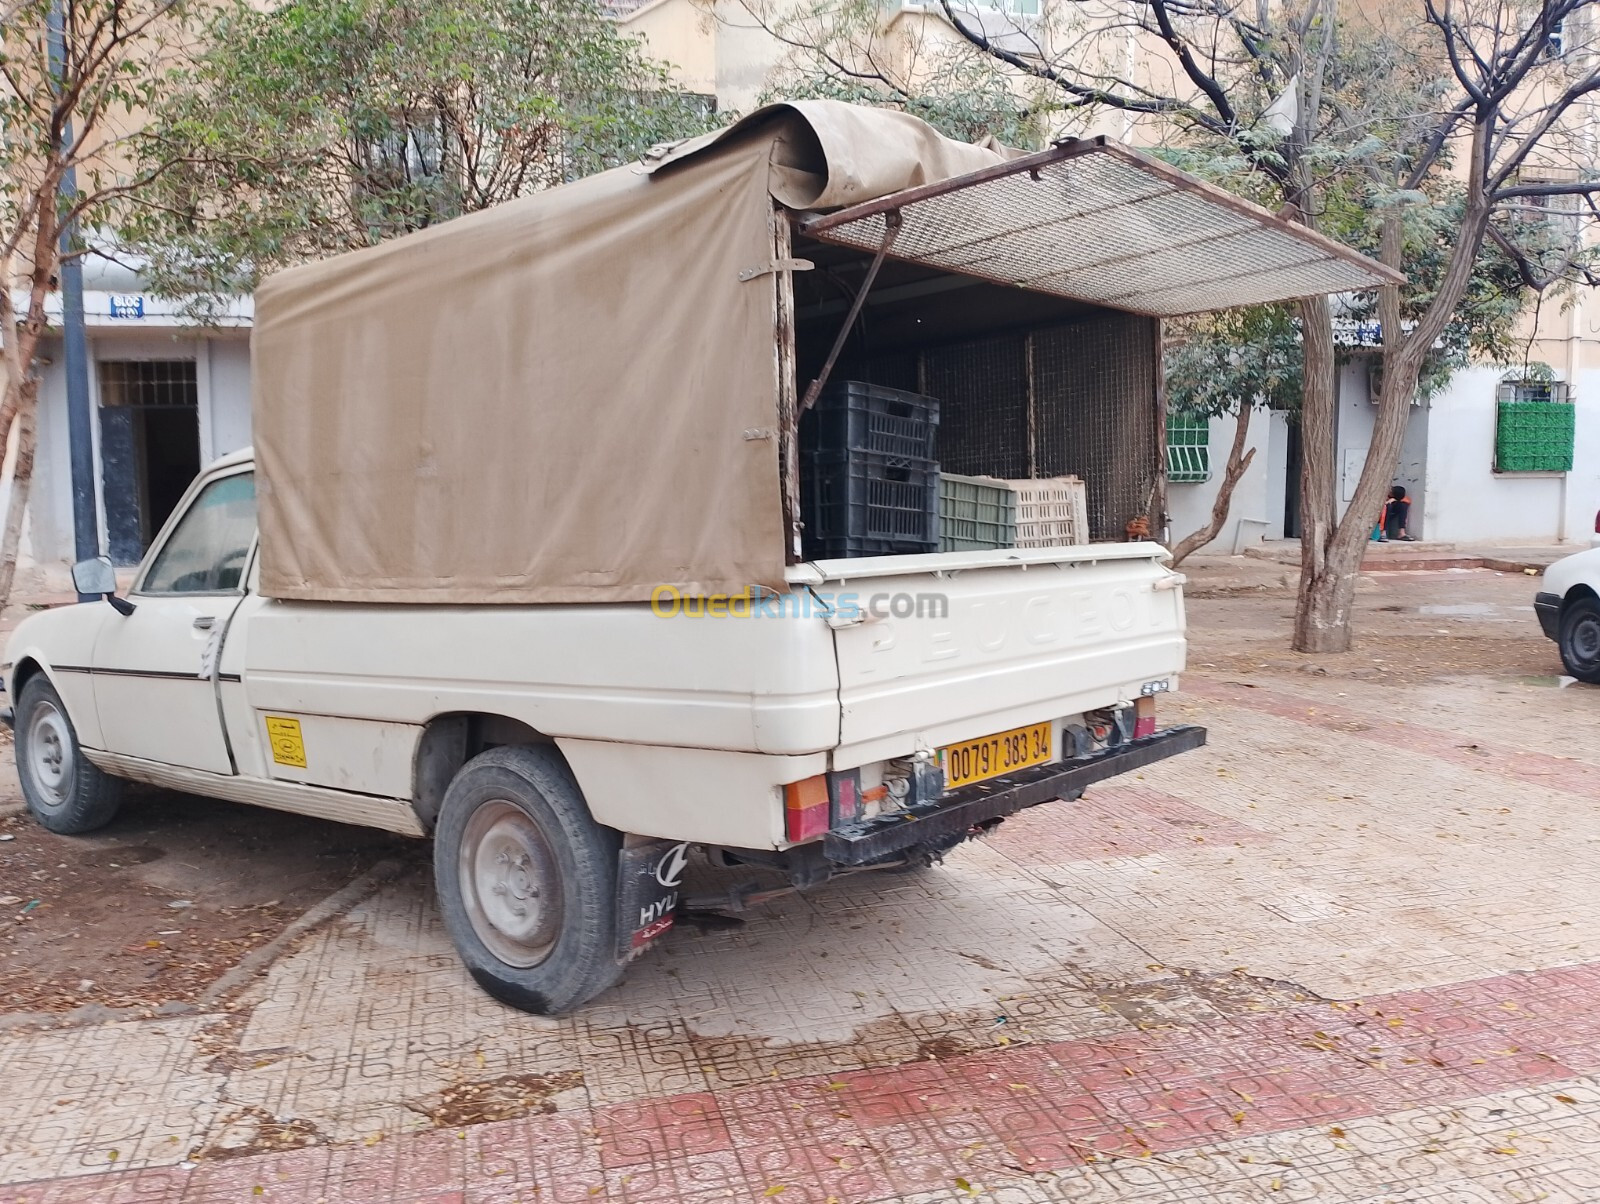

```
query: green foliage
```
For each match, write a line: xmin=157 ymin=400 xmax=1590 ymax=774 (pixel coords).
xmin=1165 ymin=305 xmax=1302 ymax=419
xmin=1 ymin=0 xmax=182 ymax=260
xmin=126 ymin=0 xmax=719 ymax=302
xmin=1339 ymin=187 xmax=1532 ymax=399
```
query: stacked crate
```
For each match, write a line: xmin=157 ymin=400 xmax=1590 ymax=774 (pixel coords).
xmin=801 ymin=383 xmax=941 ymax=558
xmin=938 ymin=474 xmax=1016 ymax=552
xmin=1004 ymin=476 xmax=1090 ymax=548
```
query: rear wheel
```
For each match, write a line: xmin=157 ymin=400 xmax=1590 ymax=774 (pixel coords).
xmin=433 ymin=746 xmax=623 ymax=1014
xmin=1559 ymin=595 xmax=1600 ymax=684
xmin=15 ymin=676 xmax=123 ymax=834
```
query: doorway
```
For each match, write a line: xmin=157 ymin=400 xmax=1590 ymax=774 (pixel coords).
xmin=98 ymin=360 xmax=201 ymax=564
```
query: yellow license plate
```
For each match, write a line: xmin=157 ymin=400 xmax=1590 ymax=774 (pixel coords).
xmin=940 ymin=722 xmax=1053 ymax=789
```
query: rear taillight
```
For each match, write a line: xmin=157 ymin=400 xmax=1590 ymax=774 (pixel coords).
xmin=784 ymin=775 xmax=830 ymax=842
xmin=1593 ymin=507 xmax=1599 ymax=535
xmin=1134 ymin=695 xmax=1157 ymax=739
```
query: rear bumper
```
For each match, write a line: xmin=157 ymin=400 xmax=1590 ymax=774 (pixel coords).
xmin=1535 ymin=592 xmax=1562 ymax=641
xmin=823 ymin=724 xmax=1208 ymax=865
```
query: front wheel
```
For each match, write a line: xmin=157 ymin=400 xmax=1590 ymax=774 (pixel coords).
xmin=1559 ymin=596 xmax=1600 ymax=685
xmin=15 ymin=676 xmax=124 ymax=834
xmin=433 ymin=746 xmax=623 ymax=1014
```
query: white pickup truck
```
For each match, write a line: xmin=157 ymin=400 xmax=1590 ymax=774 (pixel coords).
xmin=4 ymin=449 xmax=1197 ymax=1011
xmin=3 ymin=101 xmax=1395 ymax=1012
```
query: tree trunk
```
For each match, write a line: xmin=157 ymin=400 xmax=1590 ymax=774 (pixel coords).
xmin=0 ymin=382 xmax=39 ymax=611
xmin=1292 ymin=293 xmax=1352 ymax=651
xmin=1170 ymin=405 xmax=1257 ymax=567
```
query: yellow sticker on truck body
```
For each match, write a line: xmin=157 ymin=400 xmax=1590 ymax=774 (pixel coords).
xmin=265 ymin=716 xmax=308 ymax=768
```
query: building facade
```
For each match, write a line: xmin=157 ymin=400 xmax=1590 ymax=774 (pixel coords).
xmin=16 ymin=256 xmax=252 ymax=593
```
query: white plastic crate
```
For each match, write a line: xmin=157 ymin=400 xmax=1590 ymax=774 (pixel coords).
xmin=1001 ymin=476 xmax=1089 ymax=547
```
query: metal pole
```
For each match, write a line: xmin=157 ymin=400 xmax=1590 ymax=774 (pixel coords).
xmin=48 ymin=2 xmax=101 ymax=600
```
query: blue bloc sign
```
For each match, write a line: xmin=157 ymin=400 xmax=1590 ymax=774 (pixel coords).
xmin=108 ymin=295 xmax=145 ymax=319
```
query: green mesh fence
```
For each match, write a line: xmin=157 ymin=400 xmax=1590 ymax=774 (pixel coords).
xmin=1495 ymin=401 xmax=1575 ymax=472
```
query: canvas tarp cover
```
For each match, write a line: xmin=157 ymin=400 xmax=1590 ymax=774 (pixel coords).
xmin=253 ymin=101 xmax=1012 ymax=604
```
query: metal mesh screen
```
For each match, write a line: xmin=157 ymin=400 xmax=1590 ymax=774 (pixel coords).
xmin=862 ymin=313 xmax=1159 ymax=540
xmin=923 ymin=334 xmax=1030 ymax=479
xmin=831 ymin=350 xmax=920 ymax=393
xmin=1033 ymin=314 xmax=1157 ymax=539
xmin=802 ymin=141 xmax=1397 ymax=317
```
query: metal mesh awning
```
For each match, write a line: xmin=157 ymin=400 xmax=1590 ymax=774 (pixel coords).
xmin=798 ymin=138 xmax=1403 ymax=317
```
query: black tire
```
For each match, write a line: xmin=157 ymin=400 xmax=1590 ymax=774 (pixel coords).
xmin=433 ymin=746 xmax=623 ymax=1015
xmin=14 ymin=675 xmax=123 ymax=834
xmin=1559 ymin=595 xmax=1600 ymax=685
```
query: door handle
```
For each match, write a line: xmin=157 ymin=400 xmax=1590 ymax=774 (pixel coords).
xmin=193 ymin=616 xmax=215 ymax=630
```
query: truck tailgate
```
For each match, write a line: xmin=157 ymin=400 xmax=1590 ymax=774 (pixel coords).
xmin=792 ymin=545 xmax=1184 ymax=766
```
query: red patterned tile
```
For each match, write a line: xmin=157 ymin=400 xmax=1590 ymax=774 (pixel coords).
xmin=593 ymin=1093 xmax=729 ymax=1168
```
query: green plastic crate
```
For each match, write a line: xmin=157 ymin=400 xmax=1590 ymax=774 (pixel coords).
xmin=1495 ymin=401 xmax=1575 ymax=472
xmin=938 ymin=473 xmax=1016 ymax=551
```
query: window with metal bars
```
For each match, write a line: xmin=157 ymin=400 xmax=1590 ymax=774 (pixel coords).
xmin=98 ymin=359 xmax=198 ymax=407
xmin=1166 ymin=412 xmax=1211 ymax=483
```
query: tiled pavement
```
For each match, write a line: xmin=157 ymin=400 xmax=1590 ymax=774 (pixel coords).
xmin=5 ymin=638 xmax=1600 ymax=1200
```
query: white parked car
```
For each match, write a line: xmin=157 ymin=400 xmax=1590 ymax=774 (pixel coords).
xmin=1536 ymin=531 xmax=1600 ymax=684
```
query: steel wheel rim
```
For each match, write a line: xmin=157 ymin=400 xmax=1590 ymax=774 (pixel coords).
xmin=1573 ymin=614 xmax=1600 ymax=666
xmin=25 ymin=699 xmax=72 ymax=809
xmin=459 ymin=799 xmax=564 ymax=968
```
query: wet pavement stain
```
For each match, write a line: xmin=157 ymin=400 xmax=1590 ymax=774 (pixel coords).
xmin=414 ymin=1070 xmax=585 ymax=1127
xmin=193 ymin=1106 xmax=326 ymax=1161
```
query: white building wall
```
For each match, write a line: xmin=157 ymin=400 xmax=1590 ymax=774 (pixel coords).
xmin=1423 ymin=364 xmax=1599 ymax=544
xmin=206 ymin=337 xmax=254 ymax=456
xmin=1166 ymin=406 xmax=1286 ymax=554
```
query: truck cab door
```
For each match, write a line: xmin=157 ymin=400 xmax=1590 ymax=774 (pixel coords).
xmin=90 ymin=468 xmax=256 ymax=774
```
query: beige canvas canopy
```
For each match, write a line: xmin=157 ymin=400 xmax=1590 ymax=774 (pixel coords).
xmin=253 ymin=100 xmax=1398 ymax=604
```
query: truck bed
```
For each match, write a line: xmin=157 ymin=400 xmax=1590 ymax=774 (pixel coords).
xmin=789 ymin=544 xmax=1185 ymax=768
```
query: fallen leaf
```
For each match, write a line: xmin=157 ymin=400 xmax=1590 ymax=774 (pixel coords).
xmin=1555 ymin=1094 xmax=1577 ymax=1104
xmin=1329 ymin=1126 xmax=1346 ymax=1139
xmin=955 ymin=1177 xmax=977 ymax=1196
xmin=764 ymin=1187 xmax=787 ymax=1197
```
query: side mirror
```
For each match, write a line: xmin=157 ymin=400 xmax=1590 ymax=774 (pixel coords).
xmin=71 ymin=556 xmax=135 ymax=616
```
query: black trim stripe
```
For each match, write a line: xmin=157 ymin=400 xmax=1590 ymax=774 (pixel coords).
xmin=52 ymin=665 xmax=209 ymax=682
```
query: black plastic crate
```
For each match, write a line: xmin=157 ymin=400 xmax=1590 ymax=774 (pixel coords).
xmin=805 ymin=534 xmax=938 ymax=559
xmin=801 ymin=449 xmax=940 ymax=556
xmin=801 ymin=381 xmax=941 ymax=461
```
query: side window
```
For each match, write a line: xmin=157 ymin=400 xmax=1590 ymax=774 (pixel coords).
xmin=140 ymin=472 xmax=257 ymax=594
